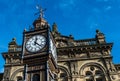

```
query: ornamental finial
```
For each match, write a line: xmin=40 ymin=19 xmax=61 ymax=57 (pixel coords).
xmin=35 ymin=5 xmax=46 ymax=18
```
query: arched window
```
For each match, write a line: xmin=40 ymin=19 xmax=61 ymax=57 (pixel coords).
xmin=58 ymin=68 xmax=68 ymax=81
xmin=95 ymin=70 xmax=102 ymax=75
xmin=85 ymin=71 xmax=93 ymax=81
xmin=84 ymin=66 xmax=106 ymax=81
xmin=32 ymin=74 xmax=40 ymax=81
xmin=60 ymin=73 xmax=68 ymax=81
xmin=17 ymin=76 xmax=22 ymax=81
xmin=96 ymin=78 xmax=103 ymax=81
xmin=86 ymin=71 xmax=92 ymax=76
xmin=95 ymin=70 xmax=103 ymax=81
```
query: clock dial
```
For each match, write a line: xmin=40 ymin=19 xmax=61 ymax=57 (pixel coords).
xmin=26 ymin=35 xmax=46 ymax=52
xmin=50 ymin=39 xmax=57 ymax=58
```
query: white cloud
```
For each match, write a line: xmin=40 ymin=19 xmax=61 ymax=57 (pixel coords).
xmin=105 ymin=6 xmax=112 ymax=11
xmin=58 ymin=0 xmax=77 ymax=10
xmin=86 ymin=16 xmax=101 ymax=30
xmin=53 ymin=0 xmax=79 ymax=18
xmin=90 ymin=23 xmax=99 ymax=29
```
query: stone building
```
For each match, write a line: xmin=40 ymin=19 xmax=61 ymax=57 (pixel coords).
xmin=1 ymin=8 xmax=120 ymax=81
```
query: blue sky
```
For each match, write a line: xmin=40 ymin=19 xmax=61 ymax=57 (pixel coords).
xmin=0 ymin=0 xmax=120 ymax=73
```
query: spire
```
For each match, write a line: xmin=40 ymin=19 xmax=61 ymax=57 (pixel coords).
xmin=9 ymin=38 xmax=17 ymax=45
xmin=95 ymin=29 xmax=106 ymax=44
xmin=52 ymin=22 xmax=58 ymax=33
xmin=8 ymin=38 xmax=18 ymax=52
xmin=52 ymin=23 xmax=60 ymax=37
xmin=33 ymin=5 xmax=49 ymax=30
xmin=35 ymin=5 xmax=46 ymax=18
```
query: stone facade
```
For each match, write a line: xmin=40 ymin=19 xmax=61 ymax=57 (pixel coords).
xmin=1 ymin=14 xmax=120 ymax=81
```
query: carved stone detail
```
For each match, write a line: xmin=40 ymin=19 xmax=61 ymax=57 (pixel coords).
xmin=27 ymin=65 xmax=45 ymax=72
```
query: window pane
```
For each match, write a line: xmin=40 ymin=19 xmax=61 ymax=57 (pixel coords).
xmin=96 ymin=78 xmax=102 ymax=81
xmin=60 ymin=73 xmax=68 ymax=81
xmin=86 ymin=71 xmax=92 ymax=76
xmin=32 ymin=74 xmax=40 ymax=81
xmin=17 ymin=76 xmax=22 ymax=81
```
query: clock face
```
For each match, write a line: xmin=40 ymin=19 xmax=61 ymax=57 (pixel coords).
xmin=50 ymin=39 xmax=57 ymax=59
xmin=25 ymin=35 xmax=46 ymax=52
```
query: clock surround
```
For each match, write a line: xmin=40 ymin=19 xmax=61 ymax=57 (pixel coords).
xmin=25 ymin=35 xmax=46 ymax=53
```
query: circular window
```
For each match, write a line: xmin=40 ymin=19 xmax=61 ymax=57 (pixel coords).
xmin=90 ymin=66 xmax=95 ymax=71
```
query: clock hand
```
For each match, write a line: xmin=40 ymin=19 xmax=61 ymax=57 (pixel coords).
xmin=34 ymin=41 xmax=41 ymax=47
xmin=34 ymin=37 xmax=38 ymax=45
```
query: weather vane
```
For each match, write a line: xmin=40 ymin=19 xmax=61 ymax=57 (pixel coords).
xmin=35 ymin=5 xmax=46 ymax=18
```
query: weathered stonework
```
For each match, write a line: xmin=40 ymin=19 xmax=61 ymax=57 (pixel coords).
xmin=1 ymin=16 xmax=120 ymax=81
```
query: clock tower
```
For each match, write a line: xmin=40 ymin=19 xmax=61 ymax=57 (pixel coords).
xmin=22 ymin=7 xmax=57 ymax=81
